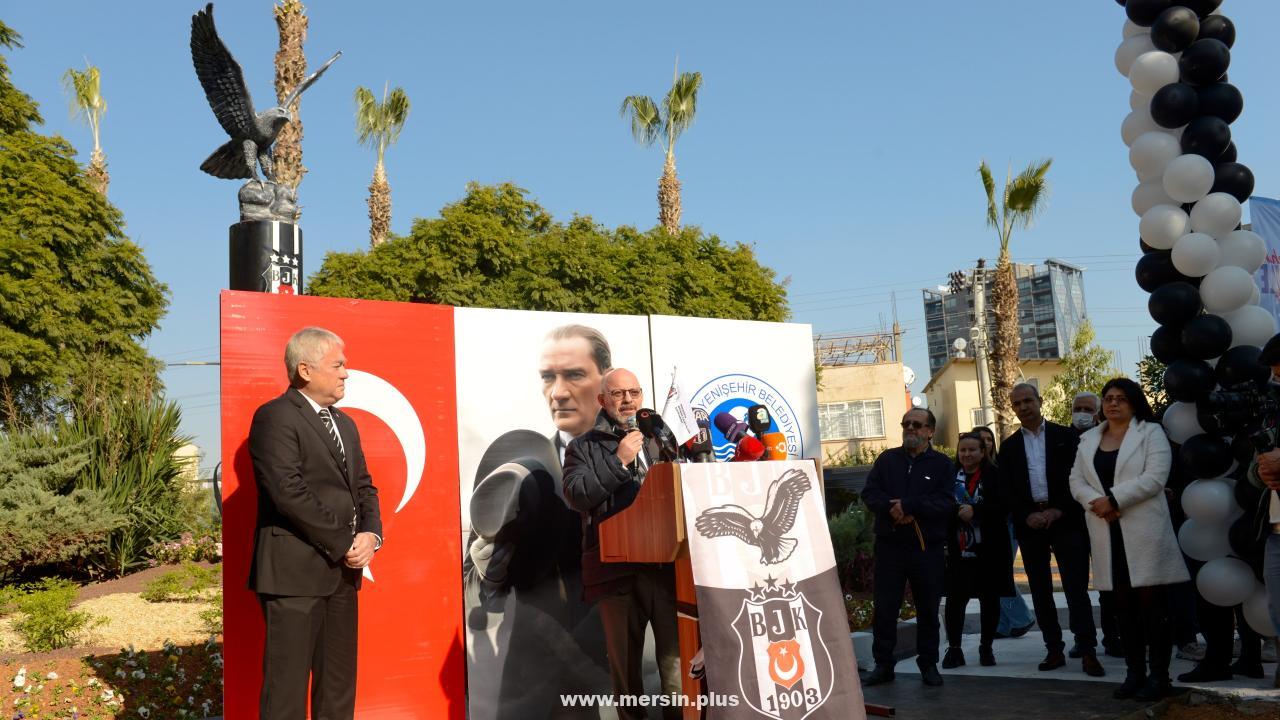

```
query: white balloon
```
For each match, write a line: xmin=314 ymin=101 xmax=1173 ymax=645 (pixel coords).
xmin=1225 ymin=305 xmax=1278 ymax=349
xmin=1177 ymin=518 xmax=1233 ymax=562
xmin=1162 ymin=401 xmax=1205 ymax=444
xmin=1200 ymin=266 xmax=1254 ymax=314
xmin=1189 ymin=192 xmax=1243 ymax=238
xmin=1197 ymin=557 xmax=1258 ymax=607
xmin=1163 ymin=154 xmax=1215 ymax=204
xmin=1139 ymin=204 xmax=1190 ymax=250
xmin=1122 ymin=108 xmax=1161 ymax=147
xmin=1117 ymin=35 xmax=1158 ymax=77
xmin=1181 ymin=480 xmax=1236 ymax=523
xmin=1130 ymin=51 xmax=1180 ymax=95
xmin=1218 ymin=230 xmax=1267 ymax=273
xmin=1251 ymin=282 xmax=1261 ymax=306
xmin=1129 ymin=90 xmax=1149 ymax=112
xmin=1243 ymin=584 xmax=1278 ymax=637
xmin=1130 ymin=132 xmax=1183 ymax=181
xmin=1123 ymin=20 xmax=1147 ymax=40
xmin=1132 ymin=180 xmax=1176 ymax=217
xmin=1172 ymin=232 xmax=1220 ymax=277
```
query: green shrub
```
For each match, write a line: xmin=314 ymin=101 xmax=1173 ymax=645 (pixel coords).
xmin=141 ymin=562 xmax=221 ymax=603
xmin=12 ymin=578 xmax=100 ymax=651
xmin=199 ymin=589 xmax=223 ymax=636
xmin=829 ymin=500 xmax=877 ymax=595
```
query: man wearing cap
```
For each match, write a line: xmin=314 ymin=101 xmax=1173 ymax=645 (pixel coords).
xmin=248 ymin=327 xmax=382 ymax=720
xmin=1247 ymin=333 xmax=1280 ymax=688
xmin=563 ymin=368 xmax=681 ymax=719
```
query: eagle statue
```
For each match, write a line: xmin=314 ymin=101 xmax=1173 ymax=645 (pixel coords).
xmin=694 ymin=468 xmax=811 ymax=565
xmin=190 ymin=3 xmax=339 ymax=185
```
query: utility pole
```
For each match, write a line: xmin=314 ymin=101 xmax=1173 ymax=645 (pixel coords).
xmin=971 ymin=259 xmax=995 ymax=428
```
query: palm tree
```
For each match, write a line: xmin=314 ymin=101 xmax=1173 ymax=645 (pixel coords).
xmin=620 ymin=64 xmax=702 ymax=234
xmin=272 ymin=0 xmax=308 ymax=191
xmin=354 ymin=84 xmax=410 ymax=247
xmin=62 ymin=63 xmax=108 ymax=195
xmin=978 ymin=158 xmax=1052 ymax=440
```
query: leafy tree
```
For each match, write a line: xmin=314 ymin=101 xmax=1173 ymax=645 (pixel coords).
xmin=61 ymin=62 xmax=108 ymax=195
xmin=308 ymin=182 xmax=789 ymax=321
xmin=272 ymin=0 xmax=308 ymax=190
xmin=1137 ymin=354 xmax=1169 ymax=415
xmin=978 ymin=158 xmax=1052 ymax=440
xmin=354 ymin=83 xmax=410 ymax=247
xmin=0 ymin=21 xmax=168 ymax=427
xmin=1043 ymin=319 xmax=1116 ymax=425
xmin=620 ymin=66 xmax=702 ymax=234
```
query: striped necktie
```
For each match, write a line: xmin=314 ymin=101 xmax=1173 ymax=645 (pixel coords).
xmin=317 ymin=408 xmax=346 ymax=464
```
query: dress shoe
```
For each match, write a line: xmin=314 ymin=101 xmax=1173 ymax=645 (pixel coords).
xmin=979 ymin=646 xmax=997 ymax=666
xmin=1068 ymin=643 xmax=1082 ymax=659
xmin=861 ymin=665 xmax=895 ymax=686
xmin=1134 ymin=674 xmax=1171 ymax=701
xmin=1230 ymin=659 xmax=1264 ymax=679
xmin=1010 ymin=620 xmax=1035 ymax=638
xmin=1081 ymin=653 xmax=1106 ymax=677
xmin=918 ymin=661 xmax=944 ymax=687
xmin=941 ymin=646 xmax=965 ymax=669
xmin=1176 ymin=663 xmax=1232 ymax=683
xmin=1112 ymin=673 xmax=1146 ymax=699
xmin=1038 ymin=650 xmax=1066 ymax=671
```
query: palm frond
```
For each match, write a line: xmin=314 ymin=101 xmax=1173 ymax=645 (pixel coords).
xmin=978 ymin=160 xmax=998 ymax=229
xmin=664 ymin=71 xmax=702 ymax=145
xmin=1005 ymin=158 xmax=1053 ymax=227
xmin=381 ymin=86 xmax=411 ymax=147
xmin=62 ymin=64 xmax=105 ymax=122
xmin=620 ymin=95 xmax=661 ymax=147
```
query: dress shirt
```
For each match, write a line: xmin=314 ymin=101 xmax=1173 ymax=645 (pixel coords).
xmin=557 ymin=430 xmax=575 ymax=465
xmin=1022 ymin=421 xmax=1049 ymax=502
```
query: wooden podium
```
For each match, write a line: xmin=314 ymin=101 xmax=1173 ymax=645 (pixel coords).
xmin=597 ymin=462 xmax=702 ymax=719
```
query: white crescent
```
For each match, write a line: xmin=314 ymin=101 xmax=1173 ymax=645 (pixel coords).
xmin=336 ymin=369 xmax=427 ymax=581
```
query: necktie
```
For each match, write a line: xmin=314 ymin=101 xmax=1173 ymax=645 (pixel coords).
xmin=317 ymin=407 xmax=346 ymax=464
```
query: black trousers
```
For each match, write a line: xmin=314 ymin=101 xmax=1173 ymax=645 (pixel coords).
xmin=1017 ymin=523 xmax=1096 ymax=653
xmin=1114 ymin=585 xmax=1172 ymax=680
xmin=259 ymin=577 xmax=359 ymax=720
xmin=872 ymin=538 xmax=944 ymax=666
xmin=944 ymin=559 xmax=1001 ymax=650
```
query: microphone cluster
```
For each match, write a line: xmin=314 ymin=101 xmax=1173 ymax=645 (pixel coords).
xmin=700 ymin=404 xmax=788 ymax=462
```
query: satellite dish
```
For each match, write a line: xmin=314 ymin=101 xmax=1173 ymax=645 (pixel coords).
xmin=903 ymin=366 xmax=916 ymax=386
xmin=911 ymin=395 xmax=924 ymax=408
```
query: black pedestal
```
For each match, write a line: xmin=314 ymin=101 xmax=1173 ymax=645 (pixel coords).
xmin=229 ymin=220 xmax=303 ymax=294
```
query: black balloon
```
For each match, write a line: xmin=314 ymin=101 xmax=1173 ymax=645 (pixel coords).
xmin=1230 ymin=433 xmax=1256 ymax=467
xmin=1181 ymin=313 xmax=1233 ymax=359
xmin=1151 ymin=83 xmax=1199 ymax=128
xmin=1184 ymin=0 xmax=1223 ymax=18
xmin=1181 ymin=433 xmax=1234 ymax=479
xmin=1135 ymin=250 xmax=1190 ymax=292
xmin=1215 ymin=344 xmax=1269 ymax=388
xmin=1149 ymin=282 xmax=1202 ymax=327
xmin=1126 ymin=0 xmax=1172 ymax=26
xmin=1180 ymin=116 xmax=1232 ymax=160
xmin=1211 ymin=162 xmax=1255 ymax=203
xmin=1198 ymin=14 xmax=1235 ymax=48
xmin=1151 ymin=7 xmax=1200 ymax=52
xmin=1196 ymin=406 xmax=1223 ymax=436
xmin=1140 ymin=237 xmax=1158 ymax=254
xmin=1150 ymin=324 xmax=1186 ymax=363
xmin=1164 ymin=358 xmax=1215 ymax=402
xmin=1179 ymin=39 xmax=1231 ymax=85
xmin=1196 ymin=82 xmax=1243 ymax=124
xmin=1220 ymin=141 xmax=1237 ymax=164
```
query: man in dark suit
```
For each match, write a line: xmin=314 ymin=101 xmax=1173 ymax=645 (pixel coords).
xmin=249 ymin=326 xmax=382 ymax=720
xmin=998 ymin=383 xmax=1102 ymax=677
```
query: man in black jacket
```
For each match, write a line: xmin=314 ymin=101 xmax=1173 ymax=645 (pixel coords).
xmin=562 ymin=368 xmax=680 ymax=719
xmin=860 ymin=408 xmax=955 ymax=687
xmin=998 ymin=383 xmax=1103 ymax=677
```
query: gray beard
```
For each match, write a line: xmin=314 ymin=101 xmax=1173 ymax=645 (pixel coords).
xmin=903 ymin=435 xmax=925 ymax=451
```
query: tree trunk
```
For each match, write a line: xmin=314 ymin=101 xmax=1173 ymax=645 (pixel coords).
xmin=272 ymin=0 xmax=308 ymax=194
xmin=658 ymin=153 xmax=681 ymax=234
xmin=989 ymin=249 xmax=1021 ymax=440
xmin=86 ymin=148 xmax=109 ymax=196
xmin=368 ymin=162 xmax=391 ymax=247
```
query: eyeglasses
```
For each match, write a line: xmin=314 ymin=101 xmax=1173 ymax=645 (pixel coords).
xmin=1103 ymin=395 xmax=1129 ymax=405
xmin=608 ymin=388 xmax=643 ymax=400
xmin=901 ymin=420 xmax=929 ymax=430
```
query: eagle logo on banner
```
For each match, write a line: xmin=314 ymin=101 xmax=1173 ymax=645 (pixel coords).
xmin=694 ymin=468 xmax=810 ymax=565
xmin=732 ymin=578 xmax=834 ymax=719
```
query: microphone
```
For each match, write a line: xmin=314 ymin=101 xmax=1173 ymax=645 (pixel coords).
xmin=682 ymin=425 xmax=714 ymax=463
xmin=733 ymin=435 xmax=765 ymax=462
xmin=746 ymin=404 xmax=772 ymax=438
xmin=760 ymin=431 xmax=788 ymax=460
xmin=713 ymin=412 xmax=749 ymax=443
xmin=636 ymin=408 xmax=679 ymax=462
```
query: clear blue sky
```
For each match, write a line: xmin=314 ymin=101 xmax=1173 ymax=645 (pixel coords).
xmin=7 ymin=1 xmax=1280 ymax=472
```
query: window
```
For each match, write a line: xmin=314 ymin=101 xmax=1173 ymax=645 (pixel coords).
xmin=819 ymin=400 xmax=885 ymax=441
xmin=970 ymin=407 xmax=989 ymax=427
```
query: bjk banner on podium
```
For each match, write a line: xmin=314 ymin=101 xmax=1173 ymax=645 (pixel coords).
xmin=680 ymin=460 xmax=864 ymax=720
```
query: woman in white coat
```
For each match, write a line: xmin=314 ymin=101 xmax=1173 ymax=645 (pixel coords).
xmin=1069 ymin=377 xmax=1189 ymax=701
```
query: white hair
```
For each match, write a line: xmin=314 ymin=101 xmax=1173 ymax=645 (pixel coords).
xmin=285 ymin=327 xmax=343 ymax=384
xmin=1072 ymin=391 xmax=1100 ymax=409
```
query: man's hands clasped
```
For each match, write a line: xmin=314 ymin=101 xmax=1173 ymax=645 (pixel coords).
xmin=345 ymin=531 xmax=378 ymax=569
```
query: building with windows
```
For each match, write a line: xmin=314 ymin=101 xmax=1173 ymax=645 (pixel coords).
xmin=814 ymin=329 xmax=910 ymax=464
xmin=923 ymin=259 xmax=1087 ymax=378
xmin=923 ymin=357 xmax=1065 ymax=449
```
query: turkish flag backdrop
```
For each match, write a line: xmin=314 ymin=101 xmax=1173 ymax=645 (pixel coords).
xmin=220 ymin=291 xmax=465 ymax=719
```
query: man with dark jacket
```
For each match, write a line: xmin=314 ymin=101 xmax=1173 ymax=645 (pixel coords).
xmin=998 ymin=383 xmax=1103 ymax=677
xmin=860 ymin=408 xmax=955 ymax=688
xmin=562 ymin=368 xmax=680 ymax=719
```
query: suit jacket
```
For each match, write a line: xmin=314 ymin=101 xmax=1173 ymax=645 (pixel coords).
xmin=859 ymin=445 xmax=956 ymax=545
xmin=248 ymin=388 xmax=382 ymax=596
xmin=998 ymin=420 xmax=1083 ymax=532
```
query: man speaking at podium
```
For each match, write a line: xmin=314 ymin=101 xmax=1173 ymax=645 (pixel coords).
xmin=563 ymin=368 xmax=681 ymax=719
